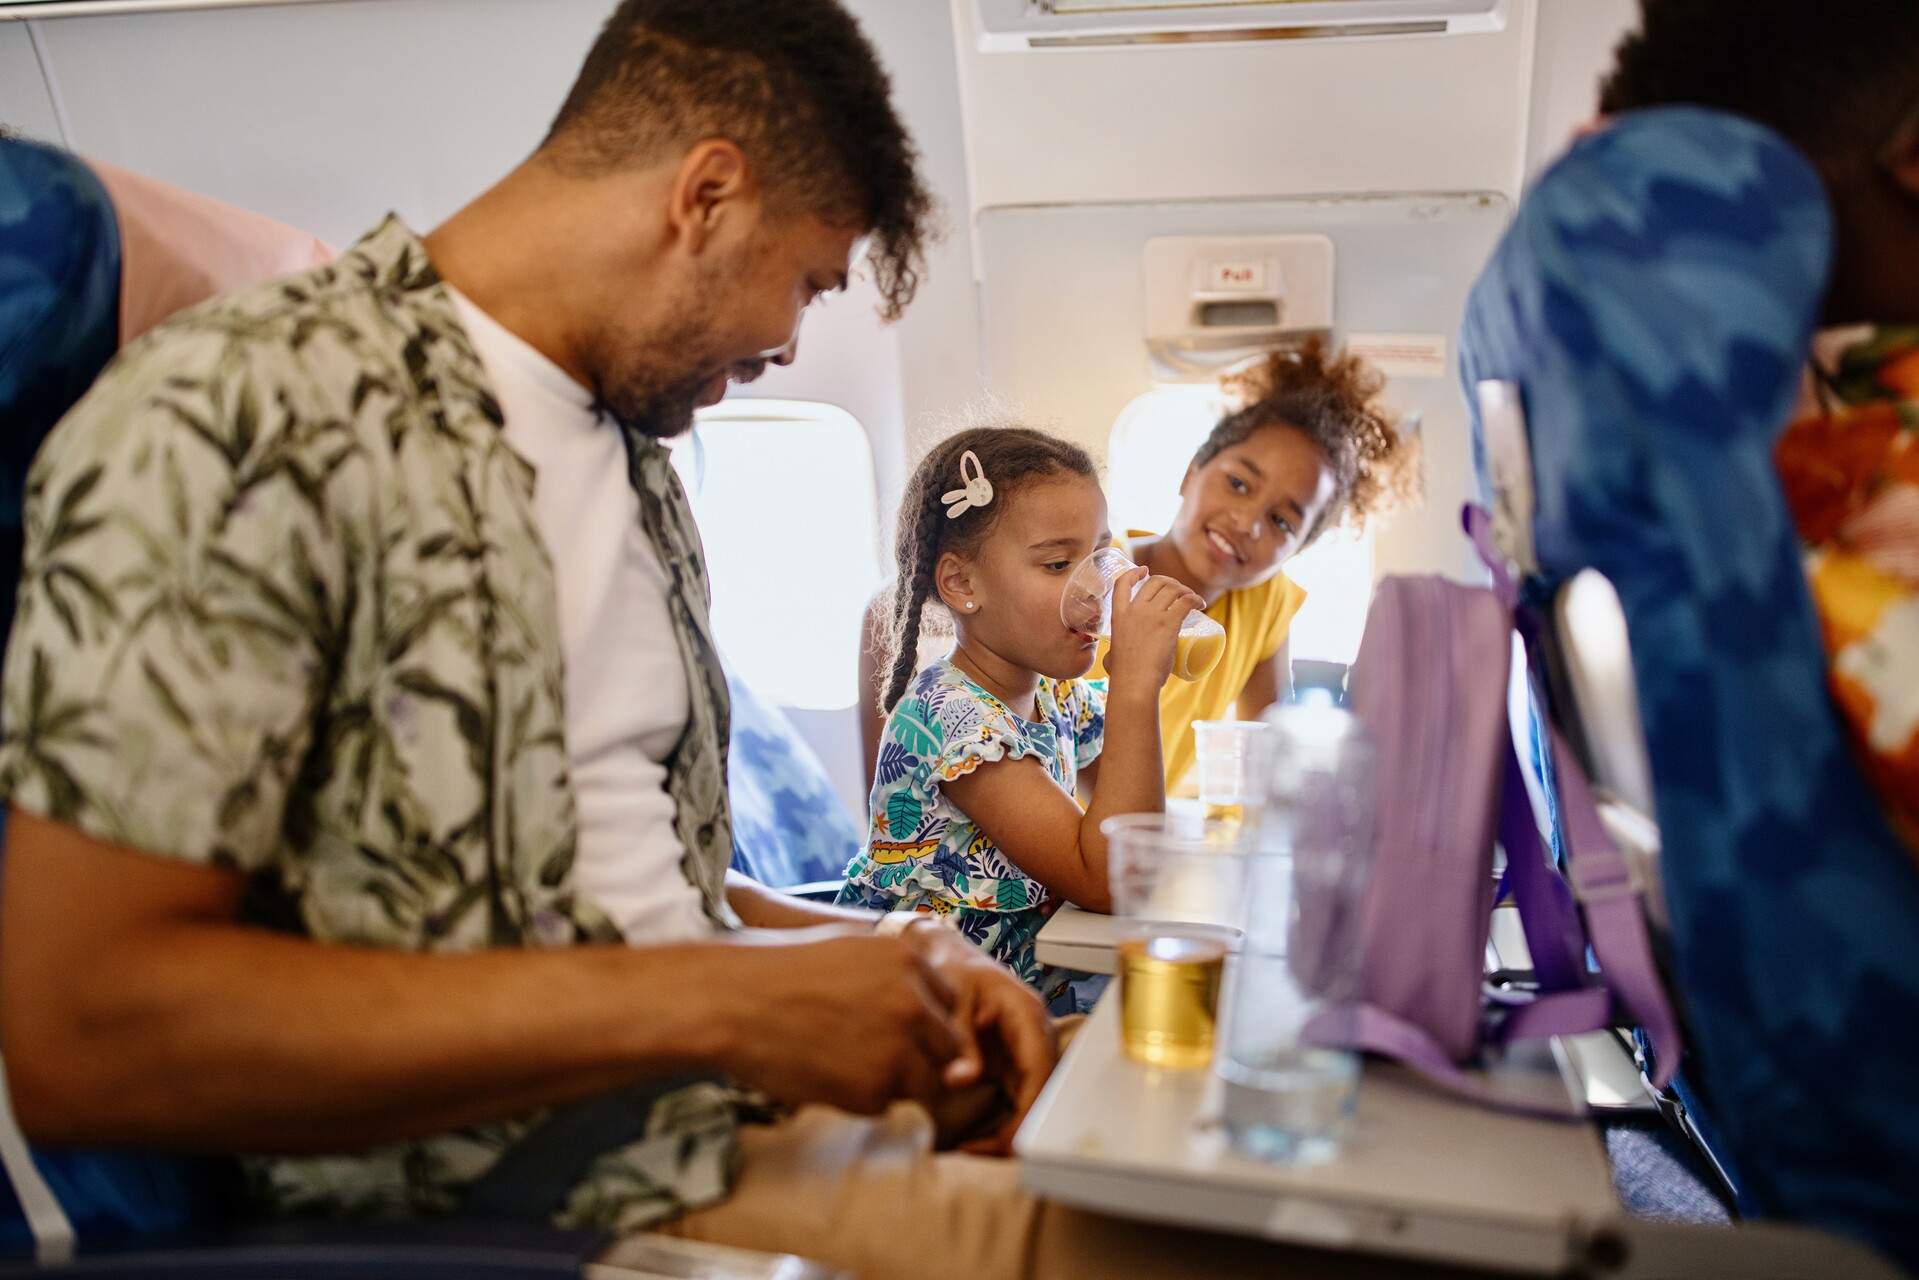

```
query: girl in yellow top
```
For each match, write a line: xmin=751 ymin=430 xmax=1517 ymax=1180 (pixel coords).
xmin=1099 ymin=338 xmax=1411 ymax=788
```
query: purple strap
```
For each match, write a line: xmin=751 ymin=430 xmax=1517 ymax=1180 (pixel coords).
xmin=1492 ymin=987 xmax=1614 ymax=1044
xmin=1315 ymin=1004 xmax=1587 ymax=1121
xmin=1464 ymin=505 xmax=1517 ymax=608
xmin=1543 ymin=723 xmax=1682 ymax=1089
xmin=1467 ymin=500 xmax=1686 ymax=1088
xmin=1499 ymin=739 xmax=1588 ymax=993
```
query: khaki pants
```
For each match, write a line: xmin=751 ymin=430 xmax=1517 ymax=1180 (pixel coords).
xmin=603 ymin=1102 xmax=1484 ymax=1280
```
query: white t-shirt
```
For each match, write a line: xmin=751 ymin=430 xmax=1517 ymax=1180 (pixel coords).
xmin=448 ymin=288 xmax=713 ymax=945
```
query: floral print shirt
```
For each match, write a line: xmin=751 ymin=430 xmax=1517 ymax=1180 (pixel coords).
xmin=1777 ymin=328 xmax=1919 ymax=856
xmin=838 ymin=658 xmax=1104 ymax=995
xmin=0 ymin=216 xmax=742 ymax=1232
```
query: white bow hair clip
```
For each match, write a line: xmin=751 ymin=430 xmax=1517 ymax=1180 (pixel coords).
xmin=942 ymin=450 xmax=995 ymax=520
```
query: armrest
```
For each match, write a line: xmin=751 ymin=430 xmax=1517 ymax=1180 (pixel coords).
xmin=0 ymin=1222 xmax=607 ymax=1279
xmin=785 ymin=879 xmax=846 ymax=904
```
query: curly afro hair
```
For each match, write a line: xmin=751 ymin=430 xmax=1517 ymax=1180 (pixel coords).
xmin=1204 ymin=336 xmax=1415 ymax=545
xmin=543 ymin=0 xmax=937 ymax=321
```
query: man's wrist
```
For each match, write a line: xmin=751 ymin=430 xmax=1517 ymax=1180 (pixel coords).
xmin=874 ymin=909 xmax=952 ymax=940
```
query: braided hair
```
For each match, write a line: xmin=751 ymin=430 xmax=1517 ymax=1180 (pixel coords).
xmin=1206 ymin=336 xmax=1415 ymax=545
xmin=877 ymin=425 xmax=1096 ymax=713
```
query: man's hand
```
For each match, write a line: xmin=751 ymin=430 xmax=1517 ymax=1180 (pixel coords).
xmin=709 ymin=931 xmax=972 ymax=1116
xmin=898 ymin=919 xmax=1058 ymax=1153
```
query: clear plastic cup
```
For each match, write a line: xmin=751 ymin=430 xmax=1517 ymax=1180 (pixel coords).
xmin=1102 ymin=813 xmax=1248 ymax=1069
xmin=1060 ymin=548 xmax=1225 ymax=683
xmin=1192 ymin=719 xmax=1275 ymax=831
xmin=1217 ymin=705 xmax=1375 ymax=1163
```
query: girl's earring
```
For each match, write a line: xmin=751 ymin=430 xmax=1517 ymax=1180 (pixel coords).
xmin=965 ymin=602 xmax=977 ymax=611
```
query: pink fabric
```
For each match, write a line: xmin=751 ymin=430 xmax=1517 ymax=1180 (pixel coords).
xmin=87 ymin=159 xmax=335 ymax=347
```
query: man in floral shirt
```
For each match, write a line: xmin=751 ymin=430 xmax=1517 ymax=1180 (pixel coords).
xmin=0 ymin=0 xmax=1061 ymax=1263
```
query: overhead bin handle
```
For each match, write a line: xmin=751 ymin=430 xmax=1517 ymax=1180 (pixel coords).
xmin=1146 ymin=328 xmax=1329 ymax=382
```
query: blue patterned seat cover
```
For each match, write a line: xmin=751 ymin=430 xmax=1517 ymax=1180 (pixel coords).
xmin=0 ymin=137 xmax=234 ymax=1255
xmin=1461 ymin=107 xmax=1919 ymax=1267
xmin=724 ymin=668 xmax=860 ymax=888
xmin=0 ymin=139 xmax=120 ymax=647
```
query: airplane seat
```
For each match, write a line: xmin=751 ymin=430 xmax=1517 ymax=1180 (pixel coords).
xmin=1459 ymin=105 xmax=1919 ymax=1268
xmin=725 ymin=665 xmax=858 ymax=899
xmin=0 ymin=139 xmax=122 ymax=674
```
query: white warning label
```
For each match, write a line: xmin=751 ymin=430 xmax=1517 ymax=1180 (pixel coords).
xmin=1346 ymin=332 xmax=1450 ymax=380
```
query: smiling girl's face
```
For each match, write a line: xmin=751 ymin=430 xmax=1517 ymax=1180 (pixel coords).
xmin=1166 ymin=422 xmax=1335 ymax=595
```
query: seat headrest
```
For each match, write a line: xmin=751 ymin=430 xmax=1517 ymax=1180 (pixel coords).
xmin=1461 ymin=106 xmax=1833 ymax=586
xmin=0 ymin=138 xmax=122 ymax=521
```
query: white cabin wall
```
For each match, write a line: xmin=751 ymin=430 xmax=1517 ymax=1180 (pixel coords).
xmin=0 ymin=25 xmax=64 ymax=144
xmin=17 ymin=0 xmax=607 ymax=244
xmin=1523 ymin=0 xmax=1638 ymax=182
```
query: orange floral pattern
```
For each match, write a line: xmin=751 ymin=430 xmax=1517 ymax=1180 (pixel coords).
xmin=1777 ymin=329 xmax=1919 ymax=854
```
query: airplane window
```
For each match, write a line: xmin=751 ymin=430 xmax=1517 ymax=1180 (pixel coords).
xmin=1107 ymin=383 xmax=1374 ymax=665
xmin=671 ymin=399 xmax=882 ymax=711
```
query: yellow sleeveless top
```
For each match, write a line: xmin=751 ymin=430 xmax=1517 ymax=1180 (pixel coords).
xmin=1092 ymin=533 xmax=1306 ymax=790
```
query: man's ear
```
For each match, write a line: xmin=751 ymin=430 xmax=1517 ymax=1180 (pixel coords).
xmin=934 ymin=549 xmax=977 ymax=616
xmin=666 ymin=139 xmax=754 ymax=254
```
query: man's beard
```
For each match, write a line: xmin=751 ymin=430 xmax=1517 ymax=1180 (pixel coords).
xmin=584 ymin=286 xmax=726 ymax=439
xmin=596 ymin=372 xmax=711 ymax=440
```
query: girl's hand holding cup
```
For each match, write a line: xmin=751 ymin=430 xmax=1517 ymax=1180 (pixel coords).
xmin=1105 ymin=566 xmax=1205 ymax=692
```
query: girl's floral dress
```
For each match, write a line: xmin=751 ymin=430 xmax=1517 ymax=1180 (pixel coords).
xmin=837 ymin=658 xmax=1105 ymax=999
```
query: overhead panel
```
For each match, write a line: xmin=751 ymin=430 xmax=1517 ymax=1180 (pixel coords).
xmin=0 ymin=1 xmax=331 ymax=19
xmin=973 ymin=0 xmax=1506 ymax=51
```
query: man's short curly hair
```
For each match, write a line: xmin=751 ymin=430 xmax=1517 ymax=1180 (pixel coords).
xmin=1599 ymin=1 xmax=1919 ymax=174
xmin=542 ymin=0 xmax=936 ymax=321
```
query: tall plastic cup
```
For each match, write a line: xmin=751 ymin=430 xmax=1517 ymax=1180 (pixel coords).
xmin=1216 ymin=705 xmax=1375 ymax=1163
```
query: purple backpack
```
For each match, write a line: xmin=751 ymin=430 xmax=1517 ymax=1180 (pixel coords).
xmin=1336 ymin=508 xmax=1680 ymax=1113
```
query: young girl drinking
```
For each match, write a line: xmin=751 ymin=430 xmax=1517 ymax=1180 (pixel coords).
xmin=837 ymin=426 xmax=1202 ymax=1000
xmin=1103 ymin=337 xmax=1411 ymax=788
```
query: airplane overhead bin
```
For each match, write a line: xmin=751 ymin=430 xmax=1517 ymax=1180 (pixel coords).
xmin=971 ymin=0 xmax=1507 ymax=51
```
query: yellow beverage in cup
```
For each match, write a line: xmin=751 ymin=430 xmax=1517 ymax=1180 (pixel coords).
xmin=1096 ymin=627 xmax=1227 ymax=684
xmin=1117 ymin=935 xmax=1226 ymax=1069
xmin=1174 ymin=629 xmax=1225 ymax=682
xmin=1203 ymin=801 xmax=1247 ymax=828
